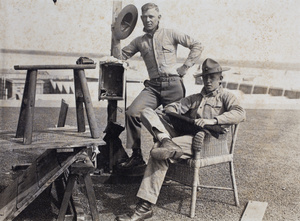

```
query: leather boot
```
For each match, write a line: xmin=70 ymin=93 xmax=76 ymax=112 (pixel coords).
xmin=151 ymin=138 xmax=183 ymax=160
xmin=119 ymin=148 xmax=145 ymax=169
xmin=115 ymin=200 xmax=153 ymax=221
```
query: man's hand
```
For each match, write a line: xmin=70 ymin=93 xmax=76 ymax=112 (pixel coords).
xmin=194 ymin=118 xmax=217 ymax=128
xmin=100 ymin=56 xmax=123 ymax=63
xmin=99 ymin=56 xmax=129 ymax=69
xmin=176 ymin=64 xmax=189 ymax=77
xmin=164 ymin=106 xmax=177 ymax=114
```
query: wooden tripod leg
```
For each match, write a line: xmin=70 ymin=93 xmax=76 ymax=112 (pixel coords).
xmin=16 ymin=69 xmax=37 ymax=144
xmin=57 ymin=174 xmax=77 ymax=221
xmin=83 ymin=174 xmax=99 ymax=221
xmin=73 ymin=70 xmax=86 ymax=132
xmin=77 ymin=69 xmax=100 ymax=138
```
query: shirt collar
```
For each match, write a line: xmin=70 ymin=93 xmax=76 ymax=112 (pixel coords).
xmin=143 ymin=25 xmax=160 ymax=37
xmin=200 ymin=85 xmax=223 ymax=97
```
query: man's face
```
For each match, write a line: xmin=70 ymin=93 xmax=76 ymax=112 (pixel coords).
xmin=141 ymin=8 xmax=161 ymax=32
xmin=202 ymin=73 xmax=223 ymax=93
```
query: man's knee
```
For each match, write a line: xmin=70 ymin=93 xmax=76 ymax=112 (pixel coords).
xmin=126 ymin=105 xmax=142 ymax=118
xmin=140 ymin=107 xmax=157 ymax=124
xmin=140 ymin=107 xmax=154 ymax=118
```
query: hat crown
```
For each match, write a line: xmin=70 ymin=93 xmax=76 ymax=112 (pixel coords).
xmin=194 ymin=58 xmax=230 ymax=78
xmin=202 ymin=58 xmax=222 ymax=74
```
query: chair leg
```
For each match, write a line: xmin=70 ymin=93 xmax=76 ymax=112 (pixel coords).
xmin=229 ymin=161 xmax=240 ymax=207
xmin=190 ymin=166 xmax=199 ymax=218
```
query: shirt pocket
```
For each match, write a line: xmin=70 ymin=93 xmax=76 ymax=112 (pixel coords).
xmin=162 ymin=45 xmax=176 ymax=64
xmin=204 ymin=100 xmax=223 ymax=118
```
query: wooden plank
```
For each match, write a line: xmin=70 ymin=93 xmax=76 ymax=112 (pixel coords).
xmin=14 ymin=64 xmax=96 ymax=70
xmin=0 ymin=127 xmax=106 ymax=151
xmin=241 ymin=201 xmax=268 ymax=221
xmin=57 ymin=99 xmax=69 ymax=127
xmin=17 ymin=161 xmax=39 ymax=209
xmin=0 ymin=148 xmax=85 ymax=221
xmin=36 ymin=149 xmax=60 ymax=187
xmin=0 ymin=181 xmax=18 ymax=218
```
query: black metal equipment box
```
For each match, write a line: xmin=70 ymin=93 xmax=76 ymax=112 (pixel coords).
xmin=98 ymin=62 xmax=126 ymax=100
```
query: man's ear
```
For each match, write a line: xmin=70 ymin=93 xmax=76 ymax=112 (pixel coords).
xmin=158 ymin=14 xmax=161 ymax=20
xmin=219 ymin=75 xmax=223 ymax=84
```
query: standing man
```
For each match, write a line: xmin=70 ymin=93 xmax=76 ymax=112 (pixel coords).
xmin=119 ymin=3 xmax=203 ymax=169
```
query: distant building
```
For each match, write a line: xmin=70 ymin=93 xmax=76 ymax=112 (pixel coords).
xmin=5 ymin=78 xmax=45 ymax=99
xmin=0 ymin=69 xmax=99 ymax=100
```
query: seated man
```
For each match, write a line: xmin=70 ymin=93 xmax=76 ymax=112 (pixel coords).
xmin=115 ymin=58 xmax=246 ymax=221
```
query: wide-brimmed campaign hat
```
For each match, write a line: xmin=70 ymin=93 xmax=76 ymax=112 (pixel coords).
xmin=114 ymin=4 xmax=138 ymax=40
xmin=194 ymin=58 xmax=230 ymax=78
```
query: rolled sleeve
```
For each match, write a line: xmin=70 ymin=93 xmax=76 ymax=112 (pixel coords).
xmin=214 ymin=92 xmax=246 ymax=124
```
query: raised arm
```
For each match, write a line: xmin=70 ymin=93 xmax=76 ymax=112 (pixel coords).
xmin=121 ymin=38 xmax=139 ymax=60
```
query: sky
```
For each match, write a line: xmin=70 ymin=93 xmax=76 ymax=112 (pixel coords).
xmin=1 ymin=0 xmax=299 ymax=68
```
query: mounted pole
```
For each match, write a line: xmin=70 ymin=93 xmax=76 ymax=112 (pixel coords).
xmin=108 ymin=0 xmax=122 ymax=124
xmin=111 ymin=1 xmax=122 ymax=59
xmin=106 ymin=1 xmax=123 ymax=173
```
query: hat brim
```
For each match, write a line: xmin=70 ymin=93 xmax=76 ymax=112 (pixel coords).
xmin=193 ymin=67 xmax=230 ymax=78
xmin=114 ymin=4 xmax=138 ymax=40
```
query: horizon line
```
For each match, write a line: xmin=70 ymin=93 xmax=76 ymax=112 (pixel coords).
xmin=1 ymin=48 xmax=300 ymax=71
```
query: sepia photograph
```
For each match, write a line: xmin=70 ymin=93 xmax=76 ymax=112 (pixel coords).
xmin=0 ymin=0 xmax=299 ymax=220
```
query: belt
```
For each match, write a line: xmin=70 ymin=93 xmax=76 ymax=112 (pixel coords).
xmin=150 ymin=75 xmax=180 ymax=82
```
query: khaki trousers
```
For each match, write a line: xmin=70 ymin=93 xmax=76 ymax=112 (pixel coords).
xmin=137 ymin=107 xmax=194 ymax=204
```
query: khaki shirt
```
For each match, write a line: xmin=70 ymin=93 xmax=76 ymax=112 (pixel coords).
xmin=165 ymin=86 xmax=246 ymax=125
xmin=121 ymin=28 xmax=203 ymax=79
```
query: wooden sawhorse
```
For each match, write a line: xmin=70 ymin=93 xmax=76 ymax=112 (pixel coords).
xmin=0 ymin=146 xmax=100 ymax=221
xmin=57 ymin=153 xmax=99 ymax=221
xmin=14 ymin=64 xmax=100 ymax=145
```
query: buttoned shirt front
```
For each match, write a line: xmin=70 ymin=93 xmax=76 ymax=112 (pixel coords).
xmin=121 ymin=28 xmax=203 ymax=79
xmin=165 ymin=86 xmax=246 ymax=125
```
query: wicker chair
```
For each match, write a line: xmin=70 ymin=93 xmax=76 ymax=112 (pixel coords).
xmin=166 ymin=124 xmax=240 ymax=218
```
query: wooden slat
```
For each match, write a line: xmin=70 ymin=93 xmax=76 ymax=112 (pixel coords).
xmin=57 ymin=99 xmax=69 ymax=127
xmin=241 ymin=201 xmax=268 ymax=221
xmin=17 ymin=161 xmax=39 ymax=209
xmin=36 ymin=149 xmax=60 ymax=187
xmin=0 ymin=148 xmax=86 ymax=221
xmin=0 ymin=127 xmax=105 ymax=151
xmin=0 ymin=181 xmax=18 ymax=218
xmin=14 ymin=64 xmax=96 ymax=70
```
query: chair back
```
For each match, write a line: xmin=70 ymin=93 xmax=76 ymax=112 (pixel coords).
xmin=199 ymin=124 xmax=239 ymax=159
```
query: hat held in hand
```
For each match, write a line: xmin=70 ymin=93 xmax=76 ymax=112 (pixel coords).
xmin=194 ymin=58 xmax=230 ymax=78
